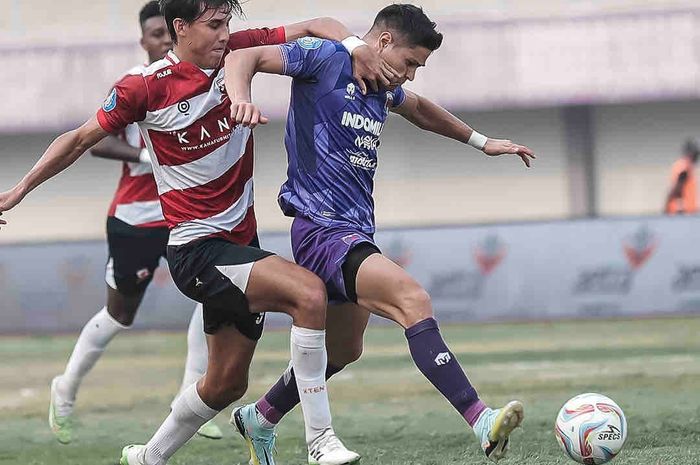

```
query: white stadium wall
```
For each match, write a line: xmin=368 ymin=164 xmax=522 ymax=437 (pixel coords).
xmin=1 ymin=106 xmax=571 ymax=244
xmin=1 ymin=99 xmax=699 ymax=244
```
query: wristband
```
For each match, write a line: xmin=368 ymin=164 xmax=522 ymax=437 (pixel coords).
xmin=341 ymin=36 xmax=367 ymax=56
xmin=467 ymin=131 xmax=488 ymax=150
xmin=138 ymin=148 xmax=151 ymax=164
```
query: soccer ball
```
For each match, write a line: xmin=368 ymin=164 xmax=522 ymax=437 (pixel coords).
xmin=554 ymin=393 xmax=627 ymax=464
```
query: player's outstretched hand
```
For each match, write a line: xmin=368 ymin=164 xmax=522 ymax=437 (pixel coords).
xmin=0 ymin=188 xmax=25 ymax=229
xmin=483 ymin=138 xmax=536 ymax=168
xmin=352 ymin=45 xmax=400 ymax=95
xmin=230 ymin=100 xmax=269 ymax=130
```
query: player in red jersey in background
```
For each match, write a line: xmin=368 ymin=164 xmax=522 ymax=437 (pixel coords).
xmin=0 ymin=1 xmax=396 ymax=464
xmin=46 ymin=2 xmax=223 ymax=445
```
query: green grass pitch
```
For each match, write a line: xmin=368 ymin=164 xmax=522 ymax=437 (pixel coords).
xmin=1 ymin=317 xmax=699 ymax=464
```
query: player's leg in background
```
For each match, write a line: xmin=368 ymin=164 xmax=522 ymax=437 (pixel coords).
xmin=176 ymin=304 xmax=207 ymax=395
xmin=55 ymin=285 xmax=144 ymax=401
xmin=256 ymin=303 xmax=370 ymax=426
xmin=355 ymin=252 xmax=524 ymax=461
xmin=50 ymin=286 xmax=144 ymax=444
xmin=171 ymin=303 xmax=223 ymax=440
xmin=50 ymin=221 xmax=167 ymax=444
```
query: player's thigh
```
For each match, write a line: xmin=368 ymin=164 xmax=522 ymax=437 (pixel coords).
xmin=326 ymin=303 xmax=370 ymax=365
xmin=106 ymin=217 xmax=168 ymax=297
xmin=167 ymin=238 xmax=273 ymax=341
xmin=245 ymin=254 xmax=327 ymax=317
xmin=355 ymin=253 xmax=432 ymax=328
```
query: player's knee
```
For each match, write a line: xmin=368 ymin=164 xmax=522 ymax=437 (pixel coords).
xmin=329 ymin=342 xmax=363 ymax=367
xmin=291 ymin=277 xmax=327 ymax=321
xmin=106 ymin=306 xmax=136 ymax=327
xmin=202 ymin=376 xmax=248 ymax=408
xmin=344 ymin=343 xmax=364 ymax=365
xmin=398 ymin=286 xmax=433 ymax=327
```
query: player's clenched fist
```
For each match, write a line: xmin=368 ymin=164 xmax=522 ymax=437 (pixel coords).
xmin=483 ymin=138 xmax=536 ymax=168
xmin=230 ymin=100 xmax=269 ymax=129
xmin=0 ymin=187 xmax=25 ymax=228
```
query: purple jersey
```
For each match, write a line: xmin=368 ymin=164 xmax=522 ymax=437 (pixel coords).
xmin=277 ymin=38 xmax=406 ymax=234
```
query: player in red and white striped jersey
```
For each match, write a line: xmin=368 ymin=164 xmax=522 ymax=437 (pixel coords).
xmin=0 ymin=1 xmax=395 ymax=464
xmin=46 ymin=2 xmax=222 ymax=446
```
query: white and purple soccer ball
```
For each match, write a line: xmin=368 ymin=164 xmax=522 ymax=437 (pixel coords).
xmin=555 ymin=393 xmax=628 ymax=464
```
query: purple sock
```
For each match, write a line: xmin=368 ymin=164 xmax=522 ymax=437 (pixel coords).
xmin=405 ymin=318 xmax=486 ymax=426
xmin=256 ymin=364 xmax=343 ymax=425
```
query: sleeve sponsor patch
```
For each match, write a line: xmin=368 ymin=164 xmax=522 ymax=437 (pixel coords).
xmin=297 ymin=37 xmax=323 ymax=50
xmin=102 ymin=88 xmax=117 ymax=112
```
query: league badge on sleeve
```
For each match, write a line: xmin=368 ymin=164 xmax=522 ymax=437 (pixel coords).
xmin=298 ymin=37 xmax=323 ymax=50
xmin=103 ymin=88 xmax=117 ymax=113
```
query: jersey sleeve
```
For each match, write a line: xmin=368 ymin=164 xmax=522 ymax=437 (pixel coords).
xmin=278 ymin=37 xmax=342 ymax=80
xmin=390 ymin=86 xmax=407 ymax=108
xmin=96 ymin=74 xmax=148 ymax=134
xmin=228 ymin=27 xmax=287 ymax=50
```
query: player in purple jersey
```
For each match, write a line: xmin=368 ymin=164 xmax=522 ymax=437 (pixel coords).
xmin=226 ymin=4 xmax=536 ymax=464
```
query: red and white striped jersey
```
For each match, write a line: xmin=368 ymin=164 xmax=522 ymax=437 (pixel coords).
xmin=96 ymin=27 xmax=286 ymax=246
xmin=108 ymin=63 xmax=167 ymax=228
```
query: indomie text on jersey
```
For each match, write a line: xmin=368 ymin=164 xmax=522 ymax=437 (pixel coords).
xmin=341 ymin=112 xmax=384 ymax=136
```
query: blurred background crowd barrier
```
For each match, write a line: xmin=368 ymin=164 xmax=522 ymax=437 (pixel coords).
xmin=2 ymin=215 xmax=699 ymax=333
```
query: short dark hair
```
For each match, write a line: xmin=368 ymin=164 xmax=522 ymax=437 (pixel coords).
xmin=371 ymin=4 xmax=443 ymax=51
xmin=139 ymin=1 xmax=163 ymax=29
xmin=684 ymin=138 xmax=699 ymax=161
xmin=159 ymin=0 xmax=243 ymax=44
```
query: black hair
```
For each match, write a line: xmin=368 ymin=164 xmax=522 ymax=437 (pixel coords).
xmin=371 ymin=4 xmax=443 ymax=51
xmin=684 ymin=138 xmax=699 ymax=161
xmin=159 ymin=0 xmax=243 ymax=43
xmin=139 ymin=1 xmax=163 ymax=29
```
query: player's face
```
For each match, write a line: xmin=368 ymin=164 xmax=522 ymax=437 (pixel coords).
xmin=379 ymin=40 xmax=432 ymax=88
xmin=183 ymin=7 xmax=232 ymax=68
xmin=141 ymin=16 xmax=173 ymax=63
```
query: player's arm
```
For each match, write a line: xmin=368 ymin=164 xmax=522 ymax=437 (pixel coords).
xmin=0 ymin=117 xmax=108 ymax=226
xmin=282 ymin=17 xmax=396 ymax=94
xmin=664 ymin=171 xmax=688 ymax=213
xmin=224 ymin=45 xmax=285 ymax=129
xmin=392 ymin=90 xmax=536 ymax=167
xmin=91 ymin=136 xmax=150 ymax=164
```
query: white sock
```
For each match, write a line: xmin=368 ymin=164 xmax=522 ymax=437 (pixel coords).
xmin=172 ymin=304 xmax=208 ymax=408
xmin=291 ymin=325 xmax=332 ymax=445
xmin=145 ymin=384 xmax=218 ymax=465
xmin=57 ymin=307 xmax=128 ymax=402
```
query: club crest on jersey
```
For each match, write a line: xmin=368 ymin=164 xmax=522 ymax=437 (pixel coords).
xmin=215 ymin=77 xmax=226 ymax=95
xmin=298 ymin=36 xmax=323 ymax=50
xmin=384 ymin=91 xmax=394 ymax=116
xmin=102 ymin=88 xmax=117 ymax=112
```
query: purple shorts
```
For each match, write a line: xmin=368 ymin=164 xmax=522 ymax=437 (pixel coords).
xmin=291 ymin=216 xmax=377 ymax=302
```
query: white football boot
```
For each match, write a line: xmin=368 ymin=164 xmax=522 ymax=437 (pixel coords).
xmin=307 ymin=428 xmax=361 ymax=465
xmin=49 ymin=376 xmax=74 ymax=444
xmin=120 ymin=445 xmax=147 ymax=465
